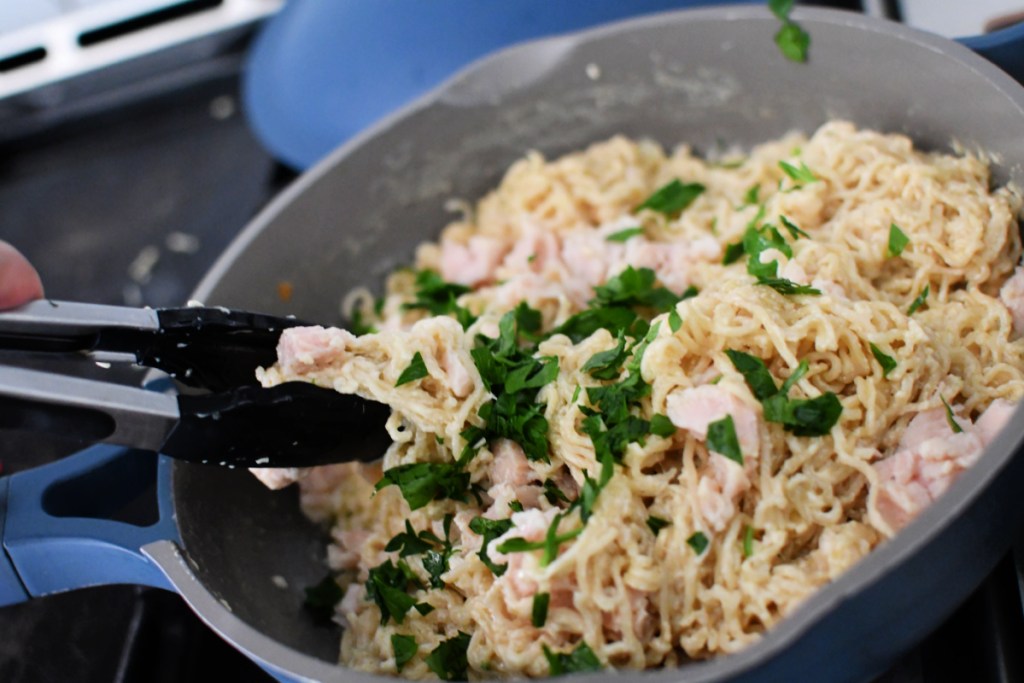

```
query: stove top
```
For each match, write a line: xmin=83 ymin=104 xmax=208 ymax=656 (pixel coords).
xmin=1 ymin=5 xmax=1024 ymax=683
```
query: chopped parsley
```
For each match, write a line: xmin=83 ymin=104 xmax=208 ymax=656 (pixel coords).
xmin=591 ymin=266 xmax=680 ymax=312
xmin=722 ymin=240 xmax=747 ymax=265
xmin=779 ymin=160 xmax=817 ymax=185
xmin=571 ymin=385 xmax=581 ymax=403
xmin=532 ymin=592 xmax=550 ymax=627
xmin=780 ymin=215 xmax=809 ymax=240
xmin=425 ymin=631 xmax=471 ymax=681
xmin=743 ymin=184 xmax=760 ymax=206
xmin=303 ymin=574 xmax=343 ymax=624
xmin=402 ymin=269 xmax=476 ymax=328
xmin=650 ymin=413 xmax=677 ymax=438
xmin=582 ymin=331 xmax=630 ymax=380
xmin=769 ymin=0 xmax=810 ymax=63
xmin=375 ymin=462 xmax=472 ymax=510
xmin=743 ymin=525 xmax=755 ymax=558
xmin=386 ymin=519 xmax=442 ymax=557
xmin=725 ymin=349 xmax=778 ymax=401
xmin=396 ymin=352 xmax=429 ymax=386
xmin=606 ymin=226 xmax=645 ymax=242
xmin=422 ymin=515 xmax=457 ymax=588
xmin=392 ymin=634 xmax=418 ymax=673
xmin=348 ymin=308 xmax=377 ymax=336
xmin=757 ymin=277 xmax=822 ymax=296
xmin=744 ymin=222 xmax=792 ymax=280
xmin=870 ymin=343 xmax=897 ymax=377
xmin=687 ymin=531 xmax=710 ymax=555
xmin=647 ymin=516 xmax=671 ymax=535
xmin=727 ymin=350 xmax=842 ymax=436
xmin=496 ymin=512 xmax=584 ymax=566
xmin=543 ymin=642 xmax=602 ymax=675
xmin=508 ymin=500 xmax=524 ymax=513
xmin=762 ymin=391 xmax=843 ymax=436
xmin=739 ymin=222 xmax=820 ymax=296
xmin=707 ymin=414 xmax=743 ymax=465
xmin=469 ymin=516 xmax=514 ymax=576
xmin=907 ymin=284 xmax=929 ymax=315
xmin=365 ymin=559 xmax=433 ymax=625
xmin=888 ymin=223 xmax=910 ymax=257
xmin=942 ymin=396 xmax=964 ymax=434
xmin=543 ymin=479 xmax=571 ymax=505
xmin=635 ymin=179 xmax=705 ymax=216
xmin=668 ymin=308 xmax=683 ymax=332
xmin=470 ymin=308 xmax=559 ymax=462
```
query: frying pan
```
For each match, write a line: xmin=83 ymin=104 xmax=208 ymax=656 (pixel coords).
xmin=4 ymin=7 xmax=1024 ymax=683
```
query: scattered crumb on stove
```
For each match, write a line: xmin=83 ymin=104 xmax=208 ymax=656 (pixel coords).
xmin=271 ymin=575 xmax=289 ymax=589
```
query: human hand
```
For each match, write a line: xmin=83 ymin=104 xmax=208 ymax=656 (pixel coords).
xmin=0 ymin=240 xmax=44 ymax=309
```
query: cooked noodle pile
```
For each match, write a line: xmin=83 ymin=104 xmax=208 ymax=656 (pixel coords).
xmin=255 ymin=121 xmax=1024 ymax=679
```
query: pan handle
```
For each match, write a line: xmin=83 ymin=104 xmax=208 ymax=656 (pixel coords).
xmin=0 ymin=444 xmax=179 ymax=606
xmin=961 ymin=23 xmax=1024 ymax=86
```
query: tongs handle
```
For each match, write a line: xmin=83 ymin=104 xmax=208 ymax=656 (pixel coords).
xmin=0 ymin=300 xmax=306 ymax=391
xmin=0 ymin=366 xmax=392 ymax=467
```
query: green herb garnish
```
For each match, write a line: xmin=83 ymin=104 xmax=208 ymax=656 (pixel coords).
xmin=303 ymin=574 xmax=343 ymax=623
xmin=349 ymin=308 xmax=377 ymax=336
xmin=756 ymin=277 xmax=822 ymax=296
xmin=403 ymin=269 xmax=475 ymax=328
xmin=707 ymin=414 xmax=743 ymax=465
xmin=425 ymin=632 xmax=471 ymax=681
xmin=722 ymin=240 xmax=747 ymax=265
xmin=941 ymin=396 xmax=964 ymax=434
xmin=582 ymin=331 xmax=630 ymax=380
xmin=496 ymin=512 xmax=583 ymax=567
xmin=869 ymin=343 xmax=897 ymax=378
xmin=508 ymin=500 xmax=524 ymax=513
xmin=762 ymin=391 xmax=843 ymax=436
xmin=650 ymin=413 xmax=677 ymax=438
xmin=532 ymin=592 xmax=550 ymax=628
xmin=687 ymin=531 xmax=710 ymax=555
xmin=543 ymin=642 xmax=602 ymax=675
xmin=907 ymin=284 xmax=929 ymax=315
xmin=470 ymin=309 xmax=559 ymax=462
xmin=888 ymin=223 xmax=910 ymax=257
xmin=422 ymin=515 xmax=456 ymax=588
xmin=743 ymin=223 xmax=792 ymax=280
xmin=541 ymin=479 xmax=569 ymax=506
xmin=469 ymin=516 xmax=514 ymax=576
xmin=396 ymin=351 xmax=429 ymax=386
xmin=668 ymin=308 xmax=683 ymax=332
xmin=743 ymin=184 xmax=760 ymax=206
xmin=647 ymin=516 xmax=671 ymax=535
xmin=743 ymin=525 xmax=755 ymax=558
xmin=365 ymin=559 xmax=432 ymax=625
xmin=375 ymin=462 xmax=471 ymax=510
xmin=769 ymin=0 xmax=810 ymax=63
xmin=780 ymin=215 xmax=809 ymax=239
xmin=724 ymin=349 xmax=778 ymax=401
xmin=635 ymin=179 xmax=705 ymax=216
xmin=727 ymin=350 xmax=842 ymax=436
xmin=392 ymin=634 xmax=418 ymax=673
xmin=779 ymin=160 xmax=817 ymax=184
xmin=386 ymin=520 xmax=442 ymax=557
xmin=606 ymin=226 xmax=645 ymax=242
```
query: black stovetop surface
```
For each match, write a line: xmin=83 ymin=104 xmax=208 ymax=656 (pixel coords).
xmin=2 ymin=11 xmax=1024 ymax=683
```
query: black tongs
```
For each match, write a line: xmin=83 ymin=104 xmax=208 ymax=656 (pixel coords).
xmin=0 ymin=300 xmax=391 ymax=468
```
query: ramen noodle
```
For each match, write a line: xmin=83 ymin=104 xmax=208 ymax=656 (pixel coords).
xmin=255 ymin=121 xmax=1024 ymax=679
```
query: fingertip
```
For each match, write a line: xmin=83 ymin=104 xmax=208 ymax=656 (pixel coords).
xmin=0 ymin=240 xmax=44 ymax=309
